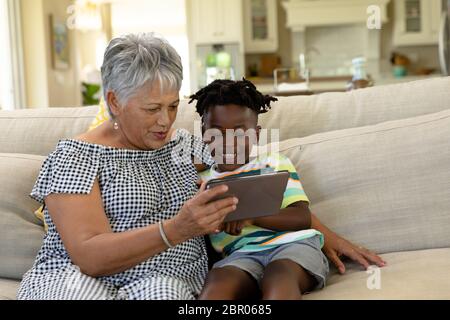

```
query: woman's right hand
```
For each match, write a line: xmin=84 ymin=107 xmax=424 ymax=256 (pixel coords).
xmin=172 ymin=182 xmax=238 ymax=240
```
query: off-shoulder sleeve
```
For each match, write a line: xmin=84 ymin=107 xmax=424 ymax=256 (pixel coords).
xmin=30 ymin=144 xmax=101 ymax=203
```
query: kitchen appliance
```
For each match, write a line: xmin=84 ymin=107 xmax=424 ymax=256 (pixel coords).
xmin=439 ymin=0 xmax=450 ymax=75
xmin=195 ymin=43 xmax=244 ymax=90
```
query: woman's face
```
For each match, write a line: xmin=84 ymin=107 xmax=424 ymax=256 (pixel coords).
xmin=111 ymin=82 xmax=180 ymax=150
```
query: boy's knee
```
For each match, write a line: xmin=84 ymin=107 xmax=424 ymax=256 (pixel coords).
xmin=200 ymin=267 xmax=255 ymax=300
xmin=200 ymin=268 xmax=238 ymax=298
xmin=261 ymin=259 xmax=314 ymax=299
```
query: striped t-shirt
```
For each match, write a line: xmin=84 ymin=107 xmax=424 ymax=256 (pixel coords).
xmin=199 ymin=153 xmax=323 ymax=256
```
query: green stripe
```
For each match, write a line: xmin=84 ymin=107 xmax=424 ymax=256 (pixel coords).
xmin=222 ymin=169 xmax=263 ymax=179
xmin=289 ymin=172 xmax=300 ymax=180
xmin=237 ymin=231 xmax=325 ymax=253
xmin=222 ymin=230 xmax=275 ymax=255
xmin=284 ymin=188 xmax=306 ymax=198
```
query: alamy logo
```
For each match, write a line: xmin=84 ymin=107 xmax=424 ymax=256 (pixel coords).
xmin=171 ymin=123 xmax=281 ymax=166
xmin=366 ymin=265 xmax=381 ymax=290
xmin=65 ymin=266 xmax=83 ymax=291
xmin=367 ymin=5 xmax=382 ymax=30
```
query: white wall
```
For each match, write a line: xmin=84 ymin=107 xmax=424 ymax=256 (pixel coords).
xmin=20 ymin=0 xmax=50 ymax=108
xmin=42 ymin=0 xmax=80 ymax=107
xmin=20 ymin=0 xmax=80 ymax=108
xmin=110 ymin=0 xmax=190 ymax=97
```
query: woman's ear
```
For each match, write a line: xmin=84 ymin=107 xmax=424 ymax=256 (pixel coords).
xmin=106 ymin=91 xmax=122 ymax=118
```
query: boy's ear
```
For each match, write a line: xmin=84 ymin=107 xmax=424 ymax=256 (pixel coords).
xmin=106 ymin=91 xmax=122 ymax=118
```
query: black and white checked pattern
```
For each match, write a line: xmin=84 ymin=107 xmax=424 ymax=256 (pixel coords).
xmin=18 ymin=129 xmax=214 ymax=300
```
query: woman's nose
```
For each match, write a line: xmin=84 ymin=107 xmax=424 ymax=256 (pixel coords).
xmin=157 ymin=109 xmax=170 ymax=127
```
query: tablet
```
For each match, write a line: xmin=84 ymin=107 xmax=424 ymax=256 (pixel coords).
xmin=205 ymin=171 xmax=289 ymax=222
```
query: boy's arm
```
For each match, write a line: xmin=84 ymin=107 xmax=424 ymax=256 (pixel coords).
xmin=250 ymin=154 xmax=311 ymax=232
xmin=251 ymin=201 xmax=311 ymax=232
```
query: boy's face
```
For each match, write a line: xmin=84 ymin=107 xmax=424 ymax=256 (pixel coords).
xmin=202 ymin=104 xmax=260 ymax=172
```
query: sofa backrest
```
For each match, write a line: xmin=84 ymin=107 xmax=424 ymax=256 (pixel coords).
xmin=277 ymin=108 xmax=450 ymax=254
xmin=0 ymin=153 xmax=46 ymax=280
xmin=1 ymin=77 xmax=449 ymax=156
xmin=0 ymin=106 xmax=98 ymax=156
xmin=176 ymin=77 xmax=450 ymax=140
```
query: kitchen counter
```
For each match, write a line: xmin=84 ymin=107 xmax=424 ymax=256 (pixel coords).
xmin=250 ymin=74 xmax=442 ymax=96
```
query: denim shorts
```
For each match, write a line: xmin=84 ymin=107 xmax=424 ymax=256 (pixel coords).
xmin=213 ymin=234 xmax=329 ymax=290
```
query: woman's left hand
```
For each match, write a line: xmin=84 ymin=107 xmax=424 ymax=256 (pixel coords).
xmin=322 ymin=231 xmax=387 ymax=274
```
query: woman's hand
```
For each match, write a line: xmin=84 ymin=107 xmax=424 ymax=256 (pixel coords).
xmin=172 ymin=182 xmax=238 ymax=240
xmin=322 ymin=230 xmax=387 ymax=274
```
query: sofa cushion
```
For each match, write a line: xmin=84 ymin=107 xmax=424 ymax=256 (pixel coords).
xmin=277 ymin=109 xmax=450 ymax=254
xmin=304 ymin=248 xmax=450 ymax=300
xmin=0 ymin=154 xmax=45 ymax=280
xmin=0 ymin=106 xmax=98 ymax=156
xmin=0 ymin=278 xmax=20 ymax=300
xmin=88 ymin=99 xmax=109 ymax=131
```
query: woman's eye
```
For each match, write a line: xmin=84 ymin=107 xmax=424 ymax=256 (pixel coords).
xmin=170 ymin=105 xmax=178 ymax=110
xmin=145 ymin=108 xmax=159 ymax=113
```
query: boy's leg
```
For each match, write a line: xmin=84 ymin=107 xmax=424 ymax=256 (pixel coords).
xmin=261 ymin=259 xmax=317 ymax=300
xmin=199 ymin=266 xmax=260 ymax=300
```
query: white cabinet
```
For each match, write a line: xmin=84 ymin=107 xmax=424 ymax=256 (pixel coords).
xmin=243 ymin=0 xmax=278 ymax=53
xmin=393 ymin=0 xmax=443 ymax=46
xmin=189 ymin=0 xmax=243 ymax=45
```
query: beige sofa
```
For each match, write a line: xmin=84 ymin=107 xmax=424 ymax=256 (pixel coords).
xmin=1 ymin=77 xmax=450 ymax=300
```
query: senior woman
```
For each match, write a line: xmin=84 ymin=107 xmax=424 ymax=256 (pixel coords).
xmin=17 ymin=33 xmax=236 ymax=300
xmin=18 ymin=33 xmax=385 ymax=300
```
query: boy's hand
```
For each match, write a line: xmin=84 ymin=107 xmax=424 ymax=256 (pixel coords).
xmin=222 ymin=219 xmax=253 ymax=236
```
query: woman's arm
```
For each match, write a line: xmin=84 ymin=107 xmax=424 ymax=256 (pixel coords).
xmin=46 ymin=180 xmax=237 ymax=277
xmin=311 ymin=213 xmax=386 ymax=273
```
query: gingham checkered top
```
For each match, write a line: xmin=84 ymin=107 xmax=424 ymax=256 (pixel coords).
xmin=28 ymin=129 xmax=214 ymax=292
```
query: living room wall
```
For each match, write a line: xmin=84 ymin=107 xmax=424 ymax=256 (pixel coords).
xmin=20 ymin=0 xmax=80 ymax=108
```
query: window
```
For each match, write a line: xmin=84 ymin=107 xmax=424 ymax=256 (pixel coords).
xmin=0 ymin=0 xmax=25 ymax=110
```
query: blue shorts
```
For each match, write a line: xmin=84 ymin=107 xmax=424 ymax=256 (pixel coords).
xmin=213 ymin=234 xmax=329 ymax=290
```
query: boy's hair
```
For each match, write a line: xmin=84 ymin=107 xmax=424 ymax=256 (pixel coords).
xmin=189 ymin=78 xmax=278 ymax=118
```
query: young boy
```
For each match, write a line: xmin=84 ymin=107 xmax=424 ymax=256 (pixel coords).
xmin=189 ymin=79 xmax=329 ymax=300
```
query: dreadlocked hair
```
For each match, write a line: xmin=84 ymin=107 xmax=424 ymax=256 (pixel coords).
xmin=189 ymin=78 xmax=278 ymax=117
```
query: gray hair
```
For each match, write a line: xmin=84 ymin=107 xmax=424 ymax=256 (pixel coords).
xmin=101 ymin=33 xmax=183 ymax=118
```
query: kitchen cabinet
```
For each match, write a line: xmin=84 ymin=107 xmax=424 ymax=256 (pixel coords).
xmin=393 ymin=0 xmax=442 ymax=46
xmin=243 ymin=0 xmax=278 ymax=53
xmin=189 ymin=0 xmax=243 ymax=45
